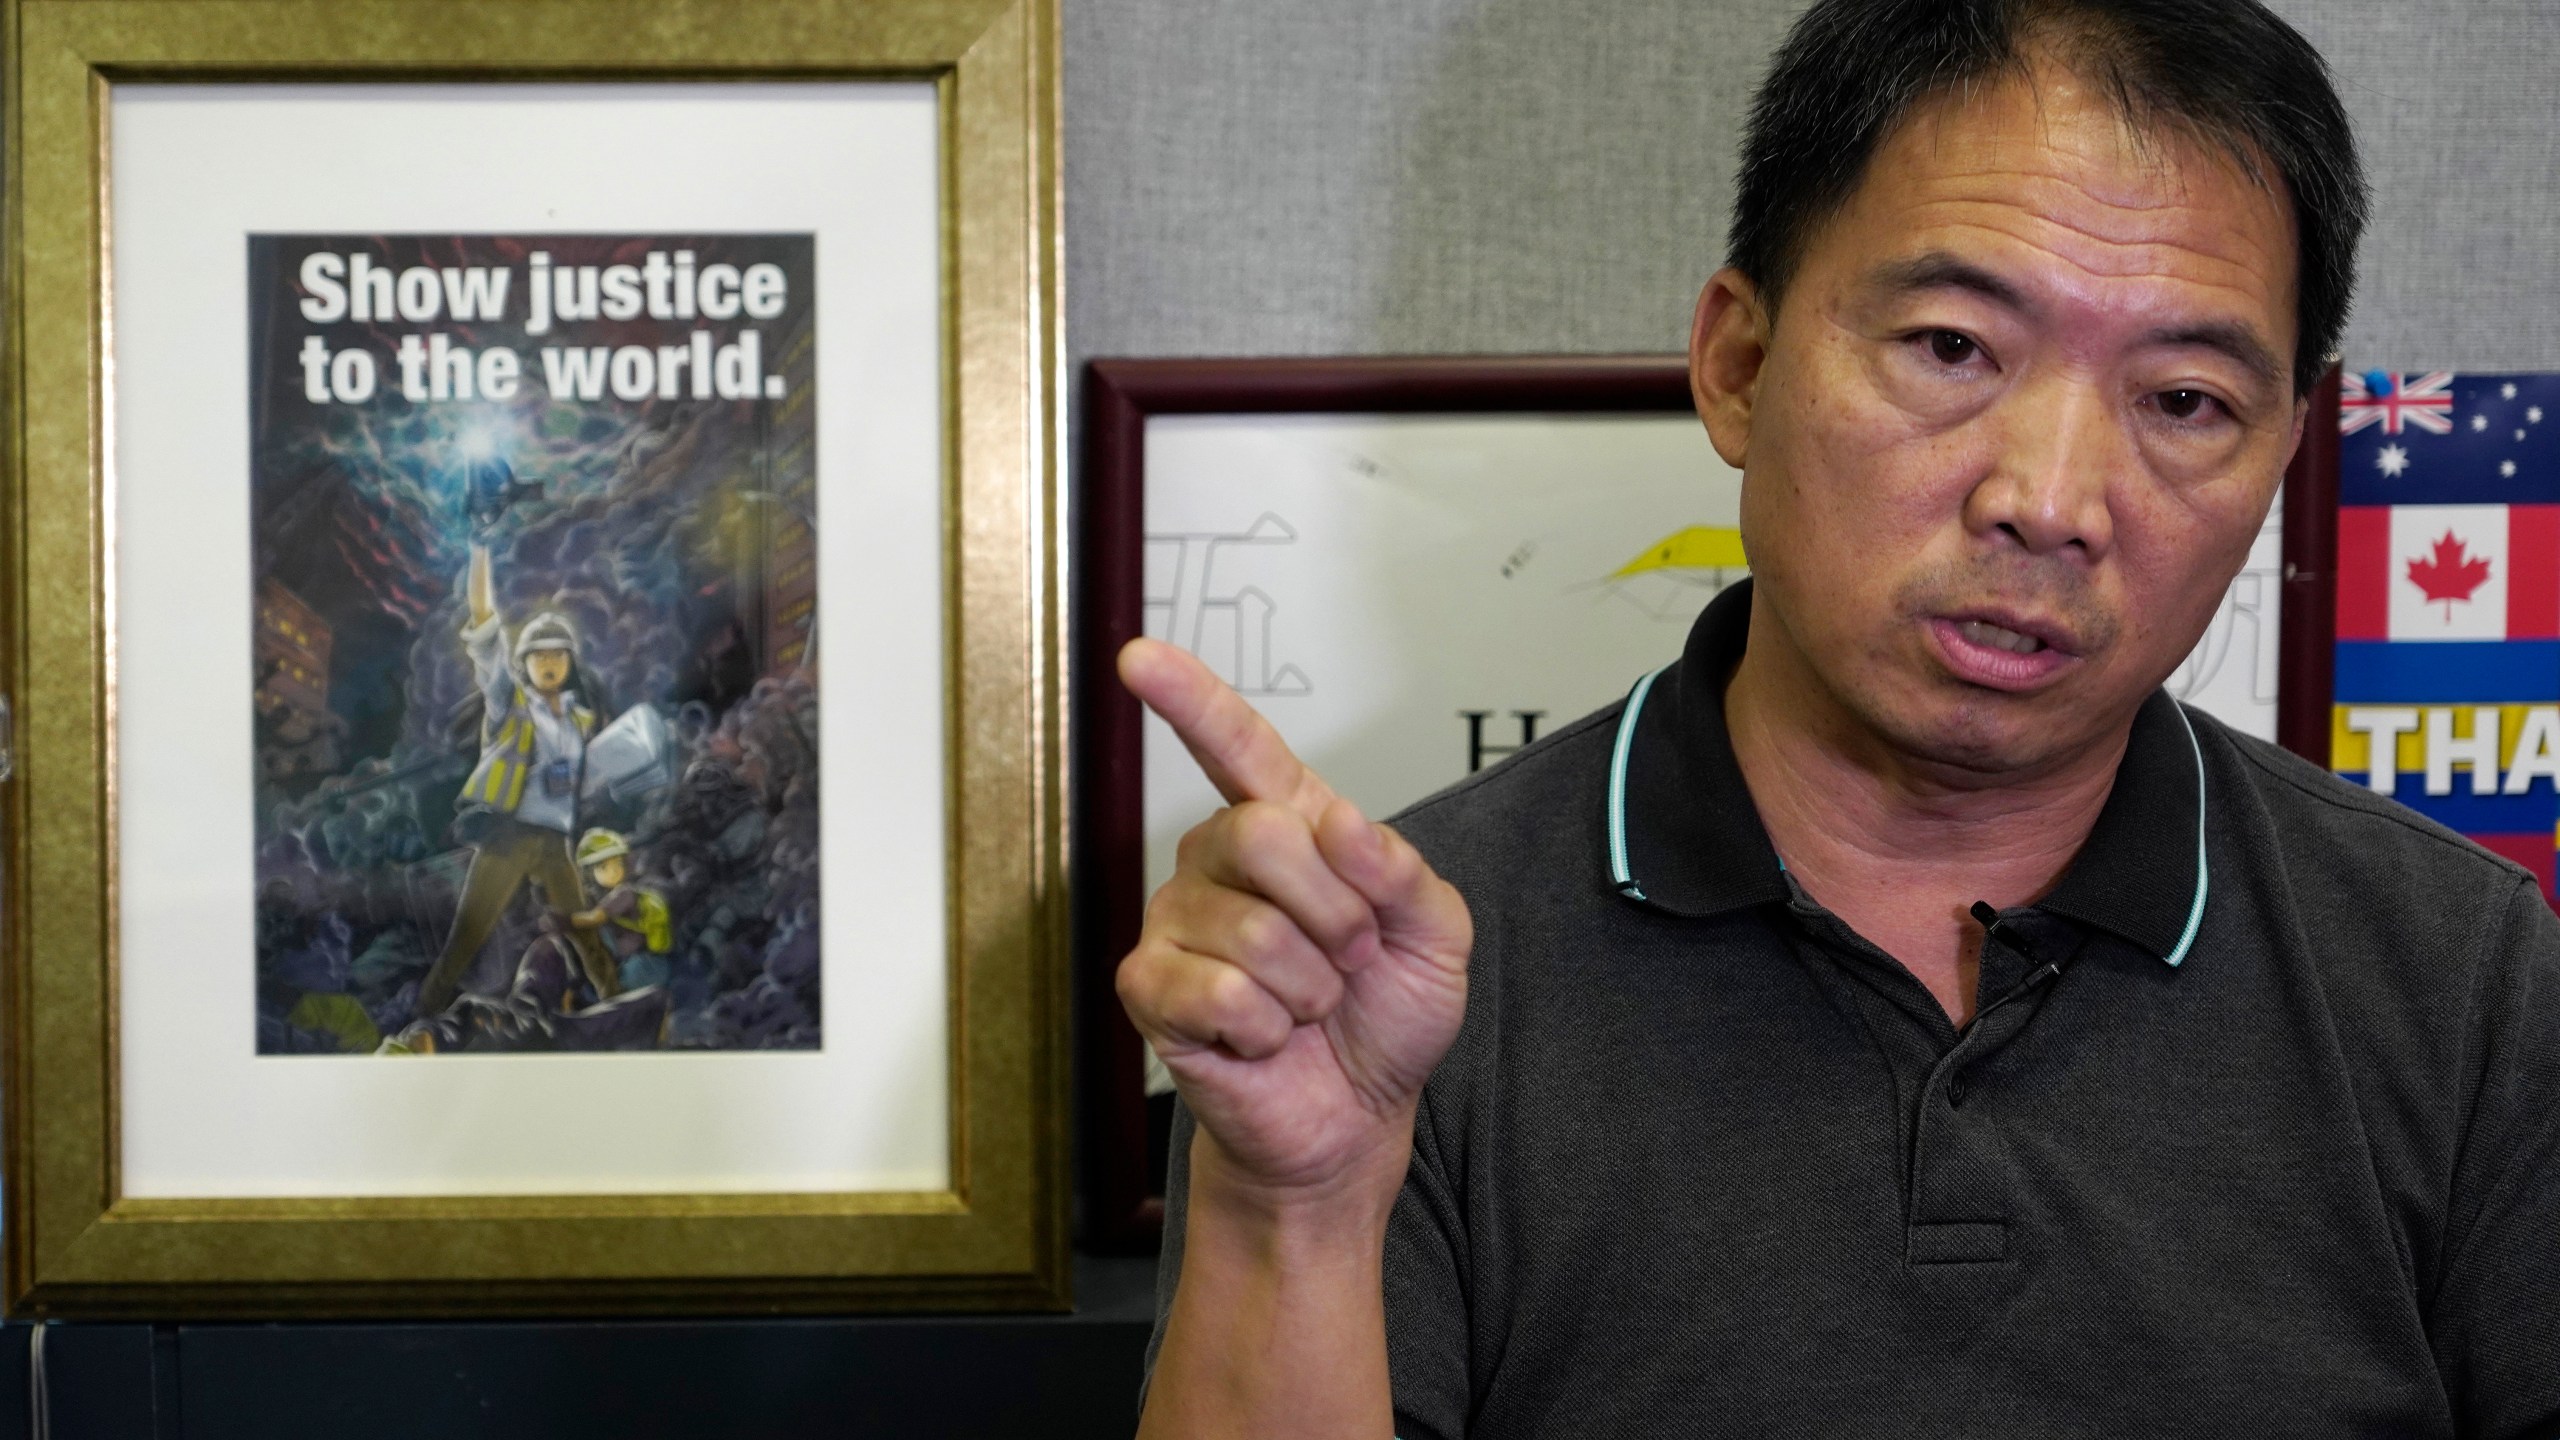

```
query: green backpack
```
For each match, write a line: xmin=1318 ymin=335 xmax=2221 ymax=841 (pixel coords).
xmin=634 ymin=888 xmax=673 ymax=954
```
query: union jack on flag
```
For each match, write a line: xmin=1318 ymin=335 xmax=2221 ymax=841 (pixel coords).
xmin=2344 ymin=370 xmax=2457 ymax=436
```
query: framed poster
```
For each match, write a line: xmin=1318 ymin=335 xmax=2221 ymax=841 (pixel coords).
xmin=1079 ymin=356 xmax=2341 ymax=1249
xmin=2 ymin=0 xmax=1067 ymax=1317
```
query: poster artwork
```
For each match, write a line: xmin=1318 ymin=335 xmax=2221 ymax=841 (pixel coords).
xmin=250 ymin=234 xmax=821 ymax=1055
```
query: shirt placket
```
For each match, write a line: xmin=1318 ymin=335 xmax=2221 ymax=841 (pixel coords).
xmin=1787 ymin=900 xmax=2075 ymax=1273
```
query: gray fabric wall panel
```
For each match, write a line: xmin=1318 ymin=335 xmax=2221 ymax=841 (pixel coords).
xmin=1068 ymin=0 xmax=2560 ymax=375
xmin=2278 ymin=0 xmax=2560 ymax=371
xmin=1067 ymin=0 xmax=1797 ymax=361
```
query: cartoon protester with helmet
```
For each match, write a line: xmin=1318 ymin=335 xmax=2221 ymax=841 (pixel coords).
xmin=568 ymin=827 xmax=674 ymax=980
xmin=412 ymin=534 xmax=621 ymax=1018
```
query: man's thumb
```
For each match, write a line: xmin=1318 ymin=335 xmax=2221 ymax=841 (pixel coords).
xmin=1312 ymin=798 xmax=1469 ymax=964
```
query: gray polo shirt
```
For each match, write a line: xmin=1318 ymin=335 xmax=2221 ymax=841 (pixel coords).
xmin=1147 ymin=580 xmax=2560 ymax=1437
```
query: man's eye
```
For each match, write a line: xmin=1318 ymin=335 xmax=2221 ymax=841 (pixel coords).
xmin=1925 ymin=331 xmax=1978 ymax=366
xmin=2155 ymin=389 xmax=2222 ymax=422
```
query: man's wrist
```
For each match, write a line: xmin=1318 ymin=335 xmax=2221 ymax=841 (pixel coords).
xmin=1147 ymin=1126 xmax=1405 ymax=1440
xmin=1184 ymin=1120 xmax=1411 ymax=1264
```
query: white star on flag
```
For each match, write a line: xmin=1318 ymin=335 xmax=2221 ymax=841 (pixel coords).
xmin=2474 ymin=414 xmax=2490 ymax=431
xmin=2503 ymin=460 xmax=2520 ymax=477
xmin=2533 ymin=406 xmax=2546 ymax=423
xmin=2378 ymin=443 xmax=2411 ymax=477
xmin=2505 ymin=383 xmax=2521 ymax=400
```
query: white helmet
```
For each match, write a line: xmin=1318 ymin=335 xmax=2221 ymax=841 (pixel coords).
xmin=513 ymin=611 xmax=579 ymax=663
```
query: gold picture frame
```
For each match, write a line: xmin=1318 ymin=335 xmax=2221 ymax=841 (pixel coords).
xmin=1 ymin=0 xmax=1067 ymax=1317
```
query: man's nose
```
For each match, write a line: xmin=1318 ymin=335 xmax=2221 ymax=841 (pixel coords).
xmin=1964 ymin=378 xmax=2117 ymax=561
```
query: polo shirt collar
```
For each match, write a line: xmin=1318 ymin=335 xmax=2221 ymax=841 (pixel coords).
xmin=1606 ymin=580 xmax=2210 ymax=966
xmin=2040 ymin=687 xmax=2211 ymax=966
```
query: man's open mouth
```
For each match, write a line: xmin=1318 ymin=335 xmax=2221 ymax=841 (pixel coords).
xmin=1956 ymin=618 xmax=2048 ymax=655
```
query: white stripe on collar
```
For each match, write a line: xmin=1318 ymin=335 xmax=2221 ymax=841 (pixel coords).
xmin=1607 ymin=666 xmax=1670 ymax=902
xmin=2162 ymin=700 xmax=2211 ymax=968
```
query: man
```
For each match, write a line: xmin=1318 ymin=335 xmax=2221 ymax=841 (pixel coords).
xmin=414 ymin=538 xmax=620 ymax=1016
xmin=1117 ymin=0 xmax=2560 ymax=1434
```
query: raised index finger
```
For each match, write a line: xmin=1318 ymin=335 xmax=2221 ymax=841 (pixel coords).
xmin=1119 ymin=637 xmax=1336 ymax=820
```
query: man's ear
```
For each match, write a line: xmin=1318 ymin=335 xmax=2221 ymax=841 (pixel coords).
xmin=1689 ymin=268 xmax=1768 ymax=470
xmin=2282 ymin=390 xmax=2312 ymax=473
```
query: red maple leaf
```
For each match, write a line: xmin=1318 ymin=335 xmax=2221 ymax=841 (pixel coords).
xmin=2407 ymin=530 xmax=2493 ymax=621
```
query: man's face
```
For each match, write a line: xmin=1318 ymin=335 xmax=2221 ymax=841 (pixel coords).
xmin=525 ymin=648 xmax=573 ymax=694
xmin=1699 ymin=57 xmax=2306 ymax=776
xmin=592 ymin=854 xmax=626 ymax=889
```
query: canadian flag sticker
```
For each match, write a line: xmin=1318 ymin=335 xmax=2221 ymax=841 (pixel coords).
xmin=2388 ymin=505 xmax=2506 ymax=640
xmin=2340 ymin=503 xmax=2560 ymax=641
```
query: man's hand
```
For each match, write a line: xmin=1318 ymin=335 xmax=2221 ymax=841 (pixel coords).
xmin=1115 ymin=638 xmax=1473 ymax=1206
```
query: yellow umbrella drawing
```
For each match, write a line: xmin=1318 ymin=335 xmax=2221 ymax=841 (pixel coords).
xmin=1614 ymin=526 xmax=1748 ymax=576
xmin=1602 ymin=526 xmax=1749 ymax=620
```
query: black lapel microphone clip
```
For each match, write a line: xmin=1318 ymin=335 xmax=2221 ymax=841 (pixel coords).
xmin=1970 ymin=900 xmax=2068 ymax=993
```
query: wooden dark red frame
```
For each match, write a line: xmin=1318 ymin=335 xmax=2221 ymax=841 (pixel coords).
xmin=2278 ymin=364 xmax=2345 ymax=767
xmin=1078 ymin=355 xmax=2342 ymax=1251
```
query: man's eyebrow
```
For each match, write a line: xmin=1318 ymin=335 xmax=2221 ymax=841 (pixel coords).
xmin=2140 ymin=321 xmax=2282 ymax=393
xmin=1863 ymin=252 xmax=2031 ymax=312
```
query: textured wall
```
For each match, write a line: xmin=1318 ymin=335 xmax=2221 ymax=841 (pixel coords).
xmin=1066 ymin=0 xmax=2560 ymax=374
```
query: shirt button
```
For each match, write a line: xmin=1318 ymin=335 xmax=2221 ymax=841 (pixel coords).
xmin=1946 ymin=1078 xmax=1969 ymax=1108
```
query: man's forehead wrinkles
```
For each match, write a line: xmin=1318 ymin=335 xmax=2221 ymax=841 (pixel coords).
xmin=1906 ymin=99 xmax=2235 ymax=210
xmin=1911 ymin=202 xmax=2285 ymax=293
xmin=1930 ymin=168 xmax=2192 ymax=220
xmin=1866 ymin=224 xmax=2290 ymax=385
xmin=1903 ymin=169 xmax=2263 ymax=253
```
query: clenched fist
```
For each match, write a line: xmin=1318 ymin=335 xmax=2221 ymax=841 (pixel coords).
xmin=1115 ymin=637 xmax=1474 ymax=1202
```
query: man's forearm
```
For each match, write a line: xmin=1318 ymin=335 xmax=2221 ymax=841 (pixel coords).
xmin=1139 ymin=1134 xmax=1406 ymax=1440
xmin=467 ymin=543 xmax=494 ymax=626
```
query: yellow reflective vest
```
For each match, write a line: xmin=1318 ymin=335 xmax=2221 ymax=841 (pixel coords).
xmin=459 ymin=692 xmax=597 ymax=815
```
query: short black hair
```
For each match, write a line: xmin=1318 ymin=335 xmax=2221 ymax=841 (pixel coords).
xmin=1730 ymin=0 xmax=2367 ymax=397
